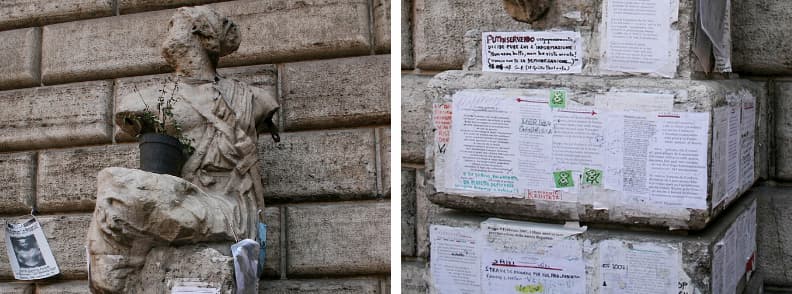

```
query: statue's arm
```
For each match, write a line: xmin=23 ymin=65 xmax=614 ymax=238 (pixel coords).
xmin=115 ymin=88 xmax=159 ymax=137
xmin=251 ymin=86 xmax=280 ymax=135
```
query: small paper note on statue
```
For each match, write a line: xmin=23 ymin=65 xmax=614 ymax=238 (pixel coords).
xmin=4 ymin=218 xmax=60 ymax=280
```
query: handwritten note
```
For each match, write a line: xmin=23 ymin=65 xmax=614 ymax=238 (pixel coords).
xmin=482 ymin=31 xmax=583 ymax=74
xmin=480 ymin=219 xmax=586 ymax=294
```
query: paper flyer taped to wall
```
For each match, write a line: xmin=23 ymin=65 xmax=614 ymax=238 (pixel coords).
xmin=443 ymin=89 xmax=710 ymax=210
xmin=4 ymin=218 xmax=60 ymax=280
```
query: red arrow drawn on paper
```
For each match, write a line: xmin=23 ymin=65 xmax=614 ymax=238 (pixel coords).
xmin=516 ymin=98 xmax=547 ymax=104
xmin=657 ymin=114 xmax=680 ymax=118
xmin=559 ymin=110 xmax=597 ymax=116
xmin=491 ymin=263 xmax=563 ymax=271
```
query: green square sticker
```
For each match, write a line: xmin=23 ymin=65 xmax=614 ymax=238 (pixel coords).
xmin=549 ymin=90 xmax=566 ymax=108
xmin=553 ymin=170 xmax=574 ymax=188
xmin=583 ymin=168 xmax=603 ymax=186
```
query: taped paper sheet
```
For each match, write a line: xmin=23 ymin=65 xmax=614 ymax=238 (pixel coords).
xmin=712 ymin=200 xmax=757 ymax=294
xmin=4 ymin=218 xmax=60 ymax=280
xmin=447 ymin=89 xmax=710 ymax=209
xmin=597 ymin=240 xmax=680 ymax=294
xmin=699 ymin=0 xmax=732 ymax=72
xmin=480 ymin=219 xmax=586 ymax=294
xmin=447 ymin=89 xmax=603 ymax=200
xmin=482 ymin=31 xmax=583 ymax=74
xmin=740 ymin=93 xmax=756 ymax=191
xmin=604 ymin=112 xmax=710 ymax=209
xmin=430 ymin=225 xmax=481 ymax=294
xmin=594 ymin=92 xmax=674 ymax=112
xmin=601 ymin=0 xmax=679 ymax=77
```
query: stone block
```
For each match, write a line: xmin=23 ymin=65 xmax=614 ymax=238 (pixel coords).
xmin=0 ymin=215 xmax=92 ymax=279
xmin=0 ymin=0 xmax=112 ymax=31
xmin=401 ymin=0 xmax=413 ymax=69
xmin=262 ymin=206 xmax=282 ymax=277
xmin=41 ymin=10 xmax=173 ymax=85
xmin=0 ymin=152 xmax=34 ymax=214
xmin=112 ymin=64 xmax=277 ymax=142
xmin=773 ymin=82 xmax=792 ymax=180
xmin=412 ymin=0 xmax=531 ymax=70
xmin=415 ymin=169 xmax=451 ymax=258
xmin=258 ymin=128 xmax=378 ymax=202
xmin=402 ymin=168 xmax=417 ymax=256
xmin=0 ymin=81 xmax=113 ymax=151
xmin=0 ymin=283 xmax=33 ymax=294
xmin=732 ymin=0 xmax=792 ymax=75
xmin=286 ymin=201 xmax=390 ymax=275
xmin=425 ymin=72 xmax=766 ymax=230
xmin=415 ymin=0 xmax=701 ymax=78
xmin=402 ymin=260 xmax=429 ymax=293
xmin=280 ymin=55 xmax=390 ymax=131
xmin=427 ymin=192 xmax=758 ymax=294
xmin=756 ymin=185 xmax=792 ymax=286
xmin=0 ymin=28 xmax=41 ymax=90
xmin=132 ymin=245 xmax=234 ymax=293
xmin=380 ymin=127 xmax=391 ymax=197
xmin=37 ymin=144 xmax=139 ymax=212
xmin=259 ymin=278 xmax=380 ymax=293
xmin=212 ymin=0 xmax=371 ymax=67
xmin=43 ymin=0 xmax=371 ymax=85
xmin=374 ymin=0 xmax=391 ymax=52
xmin=119 ymin=0 xmax=225 ymax=14
xmin=401 ymin=74 xmax=431 ymax=163
xmin=381 ymin=276 xmax=390 ymax=293
xmin=36 ymin=281 xmax=90 ymax=294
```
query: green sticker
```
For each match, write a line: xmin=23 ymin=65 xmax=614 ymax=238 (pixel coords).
xmin=583 ymin=168 xmax=603 ymax=186
xmin=553 ymin=170 xmax=574 ymax=188
xmin=549 ymin=90 xmax=566 ymax=108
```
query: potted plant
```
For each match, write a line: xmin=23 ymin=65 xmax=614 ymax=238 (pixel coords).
xmin=134 ymin=80 xmax=195 ymax=177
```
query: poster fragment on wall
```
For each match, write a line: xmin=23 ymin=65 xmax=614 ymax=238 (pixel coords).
xmin=597 ymin=240 xmax=680 ymax=294
xmin=443 ymin=89 xmax=709 ymax=210
xmin=482 ymin=31 xmax=583 ymax=74
xmin=4 ymin=218 xmax=60 ymax=280
xmin=601 ymin=0 xmax=679 ymax=77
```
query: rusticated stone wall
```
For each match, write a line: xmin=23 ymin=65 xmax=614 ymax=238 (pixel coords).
xmin=0 ymin=0 xmax=391 ymax=292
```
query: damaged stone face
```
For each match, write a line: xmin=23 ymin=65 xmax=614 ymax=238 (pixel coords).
xmin=501 ymin=0 xmax=553 ymax=23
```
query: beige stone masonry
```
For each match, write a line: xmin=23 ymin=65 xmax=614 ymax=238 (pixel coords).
xmin=286 ymin=201 xmax=389 ymax=275
xmin=260 ymin=278 xmax=381 ymax=293
xmin=0 ymin=0 xmax=112 ymax=31
xmin=42 ymin=0 xmax=371 ymax=85
xmin=0 ymin=28 xmax=41 ymax=90
xmin=0 ymin=152 xmax=35 ymax=214
xmin=36 ymin=144 xmax=138 ymax=212
xmin=374 ymin=0 xmax=391 ymax=52
xmin=281 ymin=55 xmax=390 ymax=131
xmin=0 ymin=81 xmax=112 ymax=151
xmin=257 ymin=128 xmax=378 ymax=202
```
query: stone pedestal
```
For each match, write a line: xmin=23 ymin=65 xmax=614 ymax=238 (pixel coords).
xmin=426 ymin=71 xmax=765 ymax=230
xmin=429 ymin=192 xmax=758 ymax=293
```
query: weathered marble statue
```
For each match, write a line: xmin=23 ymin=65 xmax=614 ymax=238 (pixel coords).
xmin=87 ymin=6 xmax=278 ymax=293
xmin=502 ymin=0 xmax=552 ymax=23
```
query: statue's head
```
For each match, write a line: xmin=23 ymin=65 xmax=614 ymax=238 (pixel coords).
xmin=161 ymin=6 xmax=241 ymax=68
xmin=502 ymin=0 xmax=552 ymax=23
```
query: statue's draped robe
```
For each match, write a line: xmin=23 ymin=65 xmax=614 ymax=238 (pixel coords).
xmin=111 ymin=77 xmax=279 ymax=242
xmin=178 ymin=78 xmax=276 ymax=240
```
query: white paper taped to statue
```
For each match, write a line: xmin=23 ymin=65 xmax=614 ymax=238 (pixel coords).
xmin=87 ymin=6 xmax=278 ymax=293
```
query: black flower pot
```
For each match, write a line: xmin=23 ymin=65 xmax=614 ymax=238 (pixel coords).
xmin=139 ymin=133 xmax=185 ymax=176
